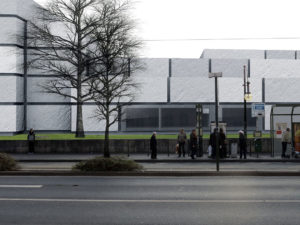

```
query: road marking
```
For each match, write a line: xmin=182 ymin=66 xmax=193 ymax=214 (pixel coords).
xmin=0 ymin=198 xmax=300 ymax=203
xmin=0 ymin=185 xmax=43 ymax=188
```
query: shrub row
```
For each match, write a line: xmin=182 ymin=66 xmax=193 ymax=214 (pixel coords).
xmin=73 ymin=156 xmax=143 ymax=172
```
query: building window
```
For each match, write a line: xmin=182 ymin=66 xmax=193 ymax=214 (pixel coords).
xmin=222 ymin=108 xmax=256 ymax=127
xmin=161 ymin=108 xmax=196 ymax=128
xmin=125 ymin=108 xmax=159 ymax=128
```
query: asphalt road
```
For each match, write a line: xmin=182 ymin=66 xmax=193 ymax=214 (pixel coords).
xmin=19 ymin=161 xmax=300 ymax=172
xmin=0 ymin=176 xmax=300 ymax=225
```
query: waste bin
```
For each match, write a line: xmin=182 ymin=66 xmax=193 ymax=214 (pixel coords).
xmin=230 ymin=142 xmax=238 ymax=158
xmin=254 ymin=138 xmax=262 ymax=157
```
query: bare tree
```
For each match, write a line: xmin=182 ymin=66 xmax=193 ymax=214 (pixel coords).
xmin=27 ymin=0 xmax=102 ymax=137
xmin=89 ymin=0 xmax=142 ymax=157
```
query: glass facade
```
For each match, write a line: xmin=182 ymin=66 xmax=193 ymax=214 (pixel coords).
xmin=161 ymin=108 xmax=195 ymax=128
xmin=222 ymin=108 xmax=256 ymax=127
xmin=122 ymin=105 xmax=257 ymax=132
xmin=125 ymin=108 xmax=159 ymax=128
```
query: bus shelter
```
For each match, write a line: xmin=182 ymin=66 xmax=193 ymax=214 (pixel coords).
xmin=270 ymin=105 xmax=300 ymax=157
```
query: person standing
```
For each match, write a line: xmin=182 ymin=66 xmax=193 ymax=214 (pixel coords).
xmin=219 ymin=128 xmax=227 ymax=158
xmin=190 ymin=129 xmax=197 ymax=159
xmin=150 ymin=132 xmax=157 ymax=159
xmin=238 ymin=130 xmax=247 ymax=159
xmin=282 ymin=128 xmax=291 ymax=158
xmin=209 ymin=128 xmax=218 ymax=159
xmin=27 ymin=128 xmax=36 ymax=154
xmin=177 ymin=129 xmax=187 ymax=157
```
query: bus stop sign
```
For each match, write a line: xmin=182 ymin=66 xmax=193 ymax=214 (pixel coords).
xmin=252 ymin=103 xmax=265 ymax=117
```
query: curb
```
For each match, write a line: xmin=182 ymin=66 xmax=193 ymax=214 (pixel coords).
xmin=17 ymin=159 xmax=300 ymax=163
xmin=1 ymin=170 xmax=300 ymax=176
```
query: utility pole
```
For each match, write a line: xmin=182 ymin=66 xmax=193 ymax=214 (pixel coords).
xmin=209 ymin=72 xmax=222 ymax=171
xmin=243 ymin=65 xmax=251 ymax=156
xmin=196 ymin=104 xmax=203 ymax=157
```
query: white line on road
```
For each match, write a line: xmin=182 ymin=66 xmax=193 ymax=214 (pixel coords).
xmin=0 ymin=198 xmax=300 ymax=203
xmin=0 ymin=185 xmax=43 ymax=188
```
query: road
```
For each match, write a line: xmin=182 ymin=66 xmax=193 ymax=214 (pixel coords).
xmin=0 ymin=176 xmax=300 ymax=225
xmin=19 ymin=161 xmax=300 ymax=172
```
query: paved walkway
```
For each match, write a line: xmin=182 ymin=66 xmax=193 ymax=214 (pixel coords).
xmin=18 ymin=161 xmax=300 ymax=172
xmin=9 ymin=153 xmax=300 ymax=162
xmin=0 ymin=153 xmax=296 ymax=174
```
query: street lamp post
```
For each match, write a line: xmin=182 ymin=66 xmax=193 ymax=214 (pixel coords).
xmin=196 ymin=104 xmax=203 ymax=157
xmin=243 ymin=65 xmax=252 ymax=155
xmin=209 ymin=72 xmax=222 ymax=172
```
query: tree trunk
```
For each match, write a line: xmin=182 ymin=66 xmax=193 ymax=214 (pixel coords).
xmin=75 ymin=13 xmax=85 ymax=138
xmin=75 ymin=101 xmax=85 ymax=138
xmin=104 ymin=116 xmax=110 ymax=158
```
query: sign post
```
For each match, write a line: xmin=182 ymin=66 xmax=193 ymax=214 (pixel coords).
xmin=209 ymin=72 xmax=222 ymax=172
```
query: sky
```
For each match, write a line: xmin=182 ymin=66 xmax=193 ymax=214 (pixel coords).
xmin=34 ymin=0 xmax=300 ymax=58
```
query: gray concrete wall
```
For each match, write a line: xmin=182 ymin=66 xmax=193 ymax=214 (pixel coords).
xmin=0 ymin=138 xmax=272 ymax=154
xmin=171 ymin=58 xmax=209 ymax=77
xmin=27 ymin=77 xmax=71 ymax=102
xmin=71 ymin=105 xmax=118 ymax=132
xmin=266 ymin=50 xmax=295 ymax=59
xmin=133 ymin=58 xmax=169 ymax=77
xmin=201 ymin=49 xmax=265 ymax=59
xmin=211 ymin=59 xmax=248 ymax=77
xmin=27 ymin=105 xmax=71 ymax=131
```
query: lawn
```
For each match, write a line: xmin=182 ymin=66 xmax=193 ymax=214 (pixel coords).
xmin=0 ymin=133 xmax=270 ymax=140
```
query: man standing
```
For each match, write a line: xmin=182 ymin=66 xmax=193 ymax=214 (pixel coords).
xmin=150 ymin=132 xmax=157 ymax=159
xmin=238 ymin=130 xmax=247 ymax=159
xmin=209 ymin=128 xmax=218 ymax=159
xmin=27 ymin=128 xmax=36 ymax=154
xmin=177 ymin=129 xmax=187 ymax=157
xmin=282 ymin=128 xmax=291 ymax=158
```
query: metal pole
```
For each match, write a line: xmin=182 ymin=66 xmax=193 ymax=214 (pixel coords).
xmin=243 ymin=65 xmax=248 ymax=156
xmin=167 ymin=140 xmax=170 ymax=157
xmin=23 ymin=20 xmax=28 ymax=132
xmin=196 ymin=104 xmax=203 ymax=157
xmin=215 ymin=77 xmax=220 ymax=172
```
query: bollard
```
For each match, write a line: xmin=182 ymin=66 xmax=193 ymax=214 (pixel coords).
xmin=127 ymin=140 xmax=130 ymax=157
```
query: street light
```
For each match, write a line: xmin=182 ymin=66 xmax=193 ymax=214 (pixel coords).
xmin=243 ymin=65 xmax=251 ymax=155
xmin=196 ymin=104 xmax=203 ymax=157
xmin=209 ymin=72 xmax=222 ymax=172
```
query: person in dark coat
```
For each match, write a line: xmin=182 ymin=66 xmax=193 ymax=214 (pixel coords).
xmin=190 ymin=129 xmax=197 ymax=159
xmin=150 ymin=132 xmax=157 ymax=159
xmin=209 ymin=128 xmax=218 ymax=158
xmin=238 ymin=130 xmax=247 ymax=159
xmin=219 ymin=128 xmax=227 ymax=158
xmin=27 ymin=128 xmax=36 ymax=154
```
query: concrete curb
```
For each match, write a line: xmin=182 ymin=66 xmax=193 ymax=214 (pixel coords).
xmin=17 ymin=159 xmax=300 ymax=163
xmin=1 ymin=170 xmax=300 ymax=176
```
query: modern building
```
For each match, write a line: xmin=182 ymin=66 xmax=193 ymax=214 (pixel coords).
xmin=1 ymin=0 xmax=300 ymax=134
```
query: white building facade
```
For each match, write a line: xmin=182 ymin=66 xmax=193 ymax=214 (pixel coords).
xmin=1 ymin=0 xmax=300 ymax=134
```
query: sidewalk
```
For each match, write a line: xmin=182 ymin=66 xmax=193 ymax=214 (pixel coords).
xmin=9 ymin=153 xmax=300 ymax=163
xmin=2 ymin=153 xmax=300 ymax=176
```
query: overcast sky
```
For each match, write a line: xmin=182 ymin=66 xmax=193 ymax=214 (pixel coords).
xmin=34 ymin=0 xmax=300 ymax=58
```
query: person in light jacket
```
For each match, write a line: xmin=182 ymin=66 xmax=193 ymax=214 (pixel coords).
xmin=177 ymin=129 xmax=187 ymax=157
xmin=27 ymin=128 xmax=36 ymax=154
xmin=281 ymin=128 xmax=291 ymax=158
